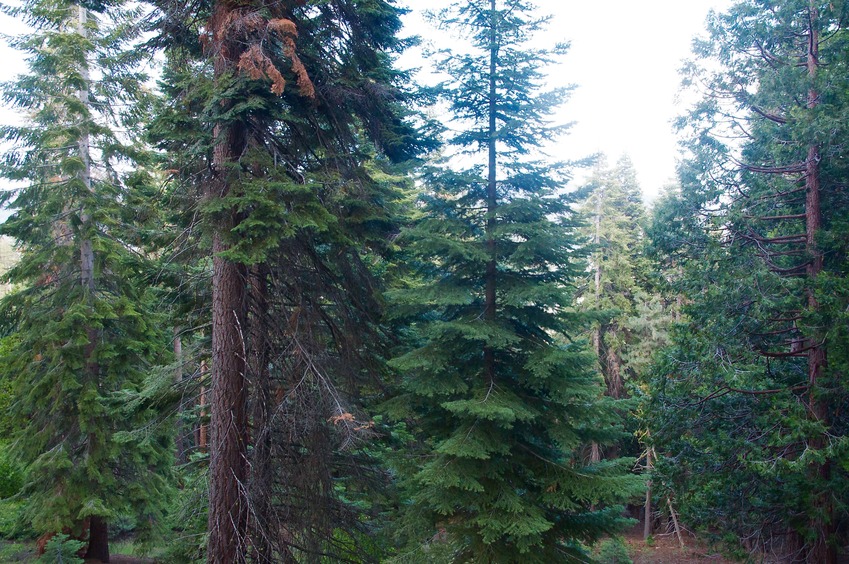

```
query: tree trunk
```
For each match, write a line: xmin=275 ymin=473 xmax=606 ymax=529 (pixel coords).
xmin=802 ymin=5 xmax=834 ymax=562
xmin=77 ymin=5 xmax=95 ymax=294
xmin=198 ymin=378 xmax=208 ymax=453
xmin=643 ymin=448 xmax=653 ymax=540
xmin=667 ymin=497 xmax=685 ymax=549
xmin=605 ymin=329 xmax=624 ymax=400
xmin=206 ymin=4 xmax=250 ymax=562
xmin=85 ymin=516 xmax=109 ymax=563
xmin=77 ymin=9 xmax=109 ymax=560
xmin=174 ymin=327 xmax=187 ymax=465
xmin=483 ymin=0 xmax=498 ymax=383
xmin=197 ymin=358 xmax=209 ymax=452
xmin=207 ymin=228 xmax=249 ymax=564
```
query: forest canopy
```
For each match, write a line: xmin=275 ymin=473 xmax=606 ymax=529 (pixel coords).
xmin=0 ymin=1 xmax=846 ymax=563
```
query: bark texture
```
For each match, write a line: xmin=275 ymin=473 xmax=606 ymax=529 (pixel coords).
xmin=802 ymin=5 xmax=834 ymax=562
xmin=206 ymin=3 xmax=250 ymax=562
xmin=84 ymin=516 xmax=110 ymax=563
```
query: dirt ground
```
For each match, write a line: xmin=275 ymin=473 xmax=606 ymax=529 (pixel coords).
xmin=84 ymin=558 xmax=154 ymax=564
xmin=623 ymin=525 xmax=737 ymax=564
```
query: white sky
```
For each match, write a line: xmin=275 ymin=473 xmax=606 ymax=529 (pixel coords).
xmin=399 ymin=0 xmax=733 ymax=201
xmin=0 ymin=1 xmax=733 ymax=205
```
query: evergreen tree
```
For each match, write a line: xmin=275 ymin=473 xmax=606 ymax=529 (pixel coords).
xmin=147 ymin=0 xmax=431 ymax=560
xmin=387 ymin=2 xmax=641 ymax=561
xmin=650 ymin=1 xmax=849 ymax=560
xmin=578 ymin=155 xmax=647 ymax=404
xmin=0 ymin=0 xmax=172 ymax=559
xmin=575 ymin=157 xmax=679 ymax=537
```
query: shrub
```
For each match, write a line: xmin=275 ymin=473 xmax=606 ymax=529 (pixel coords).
xmin=596 ymin=537 xmax=633 ymax=564
xmin=37 ymin=533 xmax=85 ymax=563
xmin=0 ymin=443 xmax=24 ymax=499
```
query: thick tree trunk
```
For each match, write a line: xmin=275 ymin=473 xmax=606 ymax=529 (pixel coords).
xmin=207 ymin=230 xmax=249 ymax=564
xmin=206 ymin=4 xmax=250 ymax=561
xmin=802 ymin=5 xmax=834 ymax=562
xmin=85 ymin=516 xmax=109 ymax=563
xmin=804 ymin=141 xmax=832 ymax=563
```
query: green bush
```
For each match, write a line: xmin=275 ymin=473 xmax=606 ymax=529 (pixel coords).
xmin=0 ymin=443 xmax=24 ymax=499
xmin=37 ymin=533 xmax=85 ymax=563
xmin=596 ymin=537 xmax=633 ymax=564
xmin=0 ymin=499 xmax=32 ymax=540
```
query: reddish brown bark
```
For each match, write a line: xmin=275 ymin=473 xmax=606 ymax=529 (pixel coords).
xmin=207 ymin=233 xmax=249 ymax=564
xmin=206 ymin=4 xmax=250 ymax=562
xmin=802 ymin=4 xmax=834 ymax=562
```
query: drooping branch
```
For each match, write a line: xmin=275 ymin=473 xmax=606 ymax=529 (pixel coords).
xmin=738 ymin=161 xmax=807 ymax=174
xmin=743 ymin=213 xmax=806 ymax=221
xmin=750 ymin=105 xmax=788 ymax=124
xmin=727 ymin=384 xmax=808 ymax=396
xmin=747 ymin=233 xmax=807 ymax=244
xmin=757 ymin=340 xmax=822 ymax=358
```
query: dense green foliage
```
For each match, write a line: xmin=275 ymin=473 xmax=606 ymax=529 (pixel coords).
xmin=647 ymin=1 xmax=849 ymax=561
xmin=0 ymin=0 xmax=846 ymax=562
xmin=0 ymin=0 xmax=172 ymax=556
xmin=147 ymin=0 xmax=434 ymax=560
xmin=385 ymin=2 xmax=641 ymax=561
xmin=576 ymin=157 xmax=651 ymax=405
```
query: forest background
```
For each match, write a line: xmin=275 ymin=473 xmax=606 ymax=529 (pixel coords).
xmin=0 ymin=0 xmax=846 ymax=563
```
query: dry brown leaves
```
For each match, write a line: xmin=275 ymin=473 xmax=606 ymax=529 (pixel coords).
xmin=208 ymin=7 xmax=315 ymax=98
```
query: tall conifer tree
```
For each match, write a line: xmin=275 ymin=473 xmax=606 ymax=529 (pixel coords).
xmin=148 ymin=0 xmax=430 ymax=560
xmin=0 ymin=1 xmax=171 ymax=560
xmin=651 ymin=1 xmax=849 ymax=560
xmin=387 ymin=1 xmax=641 ymax=560
xmin=578 ymin=156 xmax=647 ymax=403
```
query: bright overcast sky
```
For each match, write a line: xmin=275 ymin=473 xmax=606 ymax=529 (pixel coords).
xmin=0 ymin=1 xmax=734 ymax=204
xmin=399 ymin=0 xmax=734 ymax=201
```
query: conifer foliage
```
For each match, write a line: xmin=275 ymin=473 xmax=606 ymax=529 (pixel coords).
xmin=650 ymin=1 xmax=849 ymax=561
xmin=149 ymin=0 xmax=430 ymax=561
xmin=388 ymin=1 xmax=640 ymax=561
xmin=578 ymin=156 xmax=648 ymax=404
xmin=0 ymin=0 xmax=170 ymax=560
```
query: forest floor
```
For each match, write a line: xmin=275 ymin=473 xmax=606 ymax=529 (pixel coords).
xmin=84 ymin=558 xmax=154 ymax=564
xmin=3 ymin=536 xmax=735 ymax=564
xmin=0 ymin=541 xmax=157 ymax=563
xmin=623 ymin=525 xmax=738 ymax=563
xmin=1 ymin=525 xmax=738 ymax=564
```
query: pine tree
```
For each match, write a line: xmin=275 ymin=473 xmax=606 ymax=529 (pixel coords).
xmin=650 ymin=1 xmax=849 ymax=560
xmin=0 ymin=1 xmax=172 ymax=559
xmin=578 ymin=155 xmax=647 ymax=404
xmin=147 ymin=0 xmax=431 ymax=560
xmin=386 ymin=2 xmax=642 ymax=561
